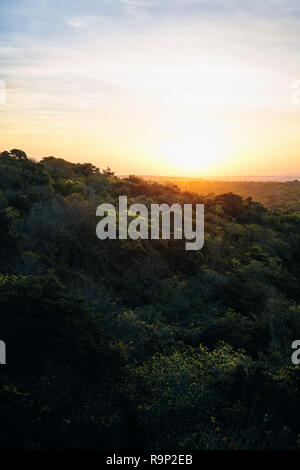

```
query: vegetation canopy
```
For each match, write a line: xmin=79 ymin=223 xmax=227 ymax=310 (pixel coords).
xmin=0 ymin=149 xmax=299 ymax=450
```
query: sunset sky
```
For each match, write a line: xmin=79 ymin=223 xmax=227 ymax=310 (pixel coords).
xmin=1 ymin=0 xmax=300 ymax=176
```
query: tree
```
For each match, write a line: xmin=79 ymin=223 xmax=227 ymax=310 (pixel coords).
xmin=10 ymin=149 xmax=28 ymax=160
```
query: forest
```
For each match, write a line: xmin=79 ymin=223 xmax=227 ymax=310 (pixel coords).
xmin=0 ymin=149 xmax=299 ymax=450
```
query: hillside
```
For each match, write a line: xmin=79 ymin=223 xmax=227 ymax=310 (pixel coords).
xmin=0 ymin=149 xmax=300 ymax=450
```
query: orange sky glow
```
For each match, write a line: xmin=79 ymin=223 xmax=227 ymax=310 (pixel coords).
xmin=1 ymin=1 xmax=300 ymax=176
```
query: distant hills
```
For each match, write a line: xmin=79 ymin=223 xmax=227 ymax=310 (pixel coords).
xmin=120 ymin=174 xmax=300 ymax=183
xmin=120 ymin=174 xmax=300 ymax=211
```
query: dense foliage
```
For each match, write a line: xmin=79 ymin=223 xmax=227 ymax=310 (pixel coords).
xmin=0 ymin=149 xmax=299 ymax=450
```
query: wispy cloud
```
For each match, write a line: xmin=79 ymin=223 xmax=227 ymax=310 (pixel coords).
xmin=120 ymin=0 xmax=152 ymax=15
xmin=67 ymin=15 xmax=111 ymax=30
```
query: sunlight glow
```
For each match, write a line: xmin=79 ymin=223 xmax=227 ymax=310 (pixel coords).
xmin=162 ymin=135 xmax=221 ymax=172
xmin=1 ymin=4 xmax=300 ymax=176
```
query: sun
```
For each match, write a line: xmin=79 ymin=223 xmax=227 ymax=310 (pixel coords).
xmin=161 ymin=134 xmax=221 ymax=173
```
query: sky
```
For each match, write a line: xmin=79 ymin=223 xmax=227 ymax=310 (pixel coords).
xmin=1 ymin=0 xmax=300 ymax=176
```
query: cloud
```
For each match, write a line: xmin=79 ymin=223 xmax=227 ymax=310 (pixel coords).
xmin=120 ymin=0 xmax=152 ymax=14
xmin=67 ymin=15 xmax=111 ymax=30
xmin=117 ymin=0 xmax=300 ymax=19
xmin=2 ymin=1 xmax=300 ymax=142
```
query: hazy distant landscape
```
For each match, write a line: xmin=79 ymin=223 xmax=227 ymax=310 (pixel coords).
xmin=132 ymin=175 xmax=300 ymax=182
xmin=128 ymin=176 xmax=300 ymax=211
